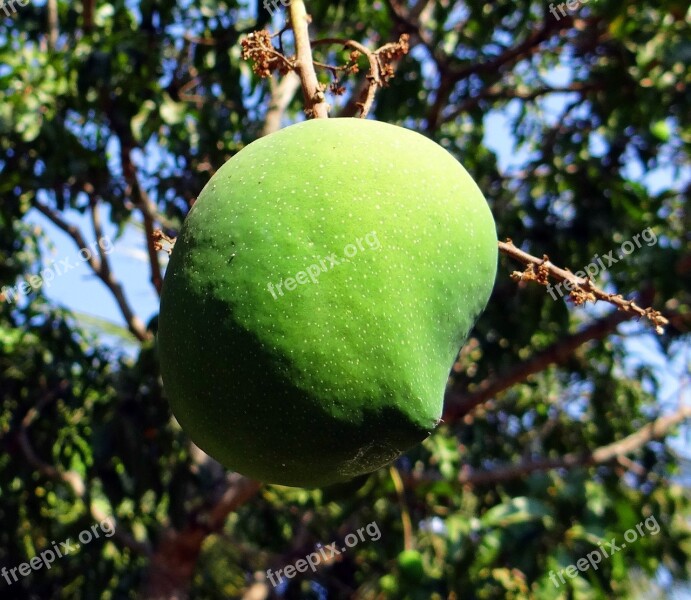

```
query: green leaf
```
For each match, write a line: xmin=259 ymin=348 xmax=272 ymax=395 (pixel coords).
xmin=481 ymin=497 xmax=553 ymax=528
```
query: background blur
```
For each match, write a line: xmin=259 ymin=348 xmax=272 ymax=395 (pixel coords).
xmin=0 ymin=1 xmax=689 ymax=598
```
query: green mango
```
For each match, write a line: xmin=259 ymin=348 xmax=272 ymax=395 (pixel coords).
xmin=397 ymin=549 xmax=425 ymax=582
xmin=158 ymin=118 xmax=497 ymax=487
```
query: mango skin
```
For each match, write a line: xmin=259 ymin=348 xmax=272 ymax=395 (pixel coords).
xmin=158 ymin=118 xmax=497 ymax=487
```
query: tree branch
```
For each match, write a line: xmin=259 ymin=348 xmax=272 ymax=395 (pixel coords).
xmin=498 ymin=239 xmax=668 ymax=333
xmin=241 ymin=24 xmax=407 ymax=119
xmin=207 ymin=473 xmax=262 ymax=531
xmin=289 ymin=0 xmax=329 ymax=118
xmin=103 ymin=99 xmax=173 ymax=297
xmin=46 ymin=0 xmax=58 ymax=49
xmin=121 ymin=151 xmax=164 ymax=296
xmin=426 ymin=18 xmax=564 ymax=131
xmin=89 ymin=195 xmax=112 ymax=278
xmin=441 ymin=82 xmax=601 ymax=124
xmin=456 ymin=405 xmax=691 ymax=487
xmin=443 ymin=309 xmax=631 ymax=421
xmin=33 ymin=200 xmax=150 ymax=342
xmin=82 ymin=0 xmax=94 ymax=32
xmin=261 ymin=70 xmax=301 ymax=136
xmin=450 ymin=18 xmax=562 ymax=82
xmin=143 ymin=472 xmax=261 ymax=599
xmin=384 ymin=0 xmax=435 ymax=53
xmin=389 ymin=465 xmax=414 ymax=551
xmin=312 ymin=35 xmax=409 ymax=117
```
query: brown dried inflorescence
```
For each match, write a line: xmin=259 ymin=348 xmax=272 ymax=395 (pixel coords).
xmin=240 ymin=28 xmax=410 ymax=117
xmin=241 ymin=30 xmax=293 ymax=78
xmin=377 ymin=34 xmax=410 ymax=84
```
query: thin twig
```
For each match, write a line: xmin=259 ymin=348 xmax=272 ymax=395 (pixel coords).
xmin=241 ymin=27 xmax=407 ymax=117
xmin=389 ymin=465 xmax=414 ymax=551
xmin=152 ymin=230 xmax=176 ymax=255
xmin=498 ymin=239 xmax=668 ymax=333
xmin=123 ymin=161 xmax=164 ymax=296
xmin=312 ymin=35 xmax=409 ymax=117
xmin=312 ymin=38 xmax=379 ymax=117
xmin=33 ymin=200 xmax=150 ymax=342
xmin=103 ymin=100 xmax=173 ymax=296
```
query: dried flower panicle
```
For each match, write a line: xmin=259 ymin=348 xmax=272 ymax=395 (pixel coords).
xmin=241 ymin=30 xmax=293 ymax=78
xmin=240 ymin=23 xmax=409 ymax=117
xmin=377 ymin=34 xmax=410 ymax=84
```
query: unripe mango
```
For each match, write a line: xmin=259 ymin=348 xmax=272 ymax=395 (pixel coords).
xmin=158 ymin=118 xmax=497 ymax=487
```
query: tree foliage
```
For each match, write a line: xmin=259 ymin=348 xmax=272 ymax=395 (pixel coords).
xmin=0 ymin=0 xmax=689 ymax=598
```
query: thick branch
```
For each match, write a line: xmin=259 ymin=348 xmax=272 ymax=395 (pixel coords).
xmin=427 ymin=18 xmax=564 ymax=130
xmin=261 ymin=70 xmax=301 ymax=136
xmin=143 ymin=473 xmax=261 ymax=599
xmin=83 ymin=0 xmax=94 ymax=31
xmin=498 ymin=239 xmax=668 ymax=333
xmin=47 ymin=0 xmax=58 ymax=49
xmin=443 ymin=309 xmax=631 ymax=421
xmin=457 ymin=405 xmax=691 ymax=487
xmin=207 ymin=473 xmax=262 ymax=531
xmin=289 ymin=0 xmax=329 ymax=118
